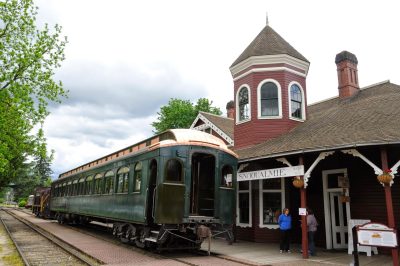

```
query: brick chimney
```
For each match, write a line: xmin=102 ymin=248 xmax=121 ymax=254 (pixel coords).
xmin=335 ymin=51 xmax=360 ymax=98
xmin=226 ymin=100 xmax=234 ymax=119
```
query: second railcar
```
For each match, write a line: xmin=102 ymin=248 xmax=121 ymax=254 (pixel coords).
xmin=50 ymin=129 xmax=237 ymax=250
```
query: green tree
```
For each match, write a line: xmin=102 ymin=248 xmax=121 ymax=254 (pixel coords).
xmin=152 ymin=98 xmax=222 ymax=133
xmin=0 ymin=0 xmax=67 ymax=187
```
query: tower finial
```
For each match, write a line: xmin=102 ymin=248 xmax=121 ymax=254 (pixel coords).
xmin=266 ymin=12 xmax=269 ymax=26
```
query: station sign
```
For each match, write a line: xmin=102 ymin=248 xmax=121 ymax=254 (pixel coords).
xmin=237 ymin=165 xmax=304 ymax=182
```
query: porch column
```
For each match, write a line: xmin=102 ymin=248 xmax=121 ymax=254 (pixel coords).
xmin=299 ymin=156 xmax=308 ymax=259
xmin=381 ymin=147 xmax=399 ymax=266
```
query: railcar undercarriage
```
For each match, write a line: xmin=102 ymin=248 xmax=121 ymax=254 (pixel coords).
xmin=112 ymin=218 xmax=234 ymax=251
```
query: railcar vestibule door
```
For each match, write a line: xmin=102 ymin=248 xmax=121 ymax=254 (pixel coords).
xmin=190 ymin=153 xmax=215 ymax=216
xmin=146 ymin=159 xmax=157 ymax=225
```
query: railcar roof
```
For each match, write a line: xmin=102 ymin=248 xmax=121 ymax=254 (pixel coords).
xmin=57 ymin=129 xmax=237 ymax=180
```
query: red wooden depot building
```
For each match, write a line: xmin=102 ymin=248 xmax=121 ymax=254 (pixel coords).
xmin=191 ymin=20 xmax=400 ymax=263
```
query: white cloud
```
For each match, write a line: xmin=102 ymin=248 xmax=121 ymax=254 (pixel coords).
xmin=34 ymin=0 xmax=400 ymax=178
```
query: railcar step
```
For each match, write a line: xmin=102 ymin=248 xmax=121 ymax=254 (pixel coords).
xmin=150 ymin=230 xmax=159 ymax=234
xmin=144 ymin=237 xmax=158 ymax=242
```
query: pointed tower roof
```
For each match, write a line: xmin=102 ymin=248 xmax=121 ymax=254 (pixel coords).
xmin=231 ymin=25 xmax=309 ymax=67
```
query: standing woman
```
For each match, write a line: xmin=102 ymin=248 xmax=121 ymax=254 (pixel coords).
xmin=278 ymin=208 xmax=292 ymax=253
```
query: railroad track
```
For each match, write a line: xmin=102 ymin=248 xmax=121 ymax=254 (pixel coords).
xmin=0 ymin=208 xmax=99 ymax=266
xmin=8 ymin=208 xmax=254 ymax=266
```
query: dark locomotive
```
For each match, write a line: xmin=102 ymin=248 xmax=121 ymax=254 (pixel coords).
xmin=34 ymin=129 xmax=238 ymax=250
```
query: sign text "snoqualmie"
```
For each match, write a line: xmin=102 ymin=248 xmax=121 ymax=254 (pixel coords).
xmin=237 ymin=165 xmax=304 ymax=182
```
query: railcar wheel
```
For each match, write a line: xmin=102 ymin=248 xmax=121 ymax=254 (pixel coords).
xmin=135 ymin=227 xmax=150 ymax=249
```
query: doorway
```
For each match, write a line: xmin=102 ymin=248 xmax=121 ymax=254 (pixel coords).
xmin=190 ymin=153 xmax=215 ymax=216
xmin=322 ymin=169 xmax=351 ymax=249
xmin=146 ymin=159 xmax=157 ymax=225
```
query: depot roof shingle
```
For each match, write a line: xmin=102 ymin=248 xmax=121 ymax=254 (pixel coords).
xmin=235 ymin=81 xmax=400 ymax=161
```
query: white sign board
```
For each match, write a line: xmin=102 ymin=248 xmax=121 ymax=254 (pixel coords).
xmin=348 ymin=219 xmax=378 ymax=256
xmin=357 ymin=223 xmax=398 ymax=248
xmin=299 ymin=208 xmax=307 ymax=216
xmin=238 ymin=165 xmax=304 ymax=182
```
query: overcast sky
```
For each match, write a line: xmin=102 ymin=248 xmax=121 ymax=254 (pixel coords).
xmin=34 ymin=0 xmax=400 ymax=178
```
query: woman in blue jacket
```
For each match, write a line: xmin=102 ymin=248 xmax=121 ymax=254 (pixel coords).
xmin=278 ymin=208 xmax=292 ymax=253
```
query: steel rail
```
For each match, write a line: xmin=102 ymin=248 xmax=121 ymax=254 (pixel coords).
xmin=0 ymin=208 xmax=30 ymax=266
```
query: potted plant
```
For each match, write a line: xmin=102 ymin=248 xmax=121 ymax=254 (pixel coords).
xmin=292 ymin=176 xmax=304 ymax=188
xmin=377 ymin=169 xmax=393 ymax=185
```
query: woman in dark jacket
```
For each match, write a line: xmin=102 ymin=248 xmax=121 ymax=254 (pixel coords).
xmin=278 ymin=207 xmax=292 ymax=253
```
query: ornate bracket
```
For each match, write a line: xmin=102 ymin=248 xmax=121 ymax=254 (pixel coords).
xmin=237 ymin=163 xmax=249 ymax=173
xmin=390 ymin=160 xmax=400 ymax=176
xmin=276 ymin=157 xmax=292 ymax=167
xmin=341 ymin=149 xmax=383 ymax=175
xmin=304 ymin=151 xmax=335 ymax=188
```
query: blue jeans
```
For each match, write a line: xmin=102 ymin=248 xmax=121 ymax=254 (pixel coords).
xmin=308 ymin=231 xmax=316 ymax=255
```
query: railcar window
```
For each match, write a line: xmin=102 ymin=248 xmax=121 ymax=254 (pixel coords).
xmin=165 ymin=159 xmax=183 ymax=182
xmin=85 ymin=175 xmax=93 ymax=194
xmin=104 ymin=171 xmax=114 ymax=194
xmin=221 ymin=165 xmax=234 ymax=187
xmin=116 ymin=167 xmax=129 ymax=193
xmin=94 ymin=174 xmax=103 ymax=194
xmin=73 ymin=180 xmax=78 ymax=196
xmin=133 ymin=162 xmax=142 ymax=192
xmin=78 ymin=178 xmax=85 ymax=195
xmin=67 ymin=181 xmax=72 ymax=196
xmin=62 ymin=183 xmax=66 ymax=196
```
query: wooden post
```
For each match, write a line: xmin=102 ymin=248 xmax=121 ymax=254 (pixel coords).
xmin=380 ymin=147 xmax=399 ymax=266
xmin=299 ymin=156 xmax=308 ymax=259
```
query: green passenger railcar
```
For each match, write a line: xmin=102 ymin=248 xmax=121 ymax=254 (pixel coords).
xmin=50 ymin=129 xmax=237 ymax=250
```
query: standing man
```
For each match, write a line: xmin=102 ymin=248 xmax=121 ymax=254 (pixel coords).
xmin=278 ymin=208 xmax=292 ymax=253
xmin=307 ymin=208 xmax=318 ymax=256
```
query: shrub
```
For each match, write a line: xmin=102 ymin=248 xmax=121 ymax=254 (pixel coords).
xmin=18 ymin=200 xmax=26 ymax=207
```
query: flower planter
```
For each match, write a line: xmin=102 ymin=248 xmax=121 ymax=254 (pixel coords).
xmin=292 ymin=177 xmax=304 ymax=188
xmin=377 ymin=172 xmax=393 ymax=185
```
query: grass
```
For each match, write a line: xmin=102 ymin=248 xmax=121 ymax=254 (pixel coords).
xmin=0 ymin=220 xmax=24 ymax=266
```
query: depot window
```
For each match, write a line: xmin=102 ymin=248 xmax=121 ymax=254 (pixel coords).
xmin=236 ymin=86 xmax=250 ymax=122
xmin=237 ymin=181 xmax=252 ymax=227
xmin=258 ymin=80 xmax=282 ymax=118
xmin=259 ymin=178 xmax=285 ymax=229
xmin=165 ymin=159 xmax=183 ymax=182
xmin=289 ymin=83 xmax=305 ymax=120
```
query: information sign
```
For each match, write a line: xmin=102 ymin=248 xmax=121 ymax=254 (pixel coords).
xmin=357 ymin=223 xmax=398 ymax=248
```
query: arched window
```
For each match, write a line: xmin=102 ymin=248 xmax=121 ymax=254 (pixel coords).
xmin=165 ymin=159 xmax=183 ymax=182
xmin=259 ymin=81 xmax=280 ymax=117
xmin=104 ymin=171 xmax=114 ymax=194
xmin=72 ymin=179 xmax=78 ymax=196
xmin=78 ymin=178 xmax=85 ymax=195
xmin=67 ymin=181 xmax=72 ymax=196
xmin=133 ymin=162 xmax=142 ymax=192
xmin=116 ymin=167 xmax=129 ymax=193
xmin=85 ymin=175 xmax=93 ymax=195
xmin=94 ymin=174 xmax=103 ymax=194
xmin=62 ymin=183 xmax=66 ymax=196
xmin=289 ymin=83 xmax=304 ymax=120
xmin=237 ymin=86 xmax=250 ymax=122
xmin=221 ymin=165 xmax=233 ymax=188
